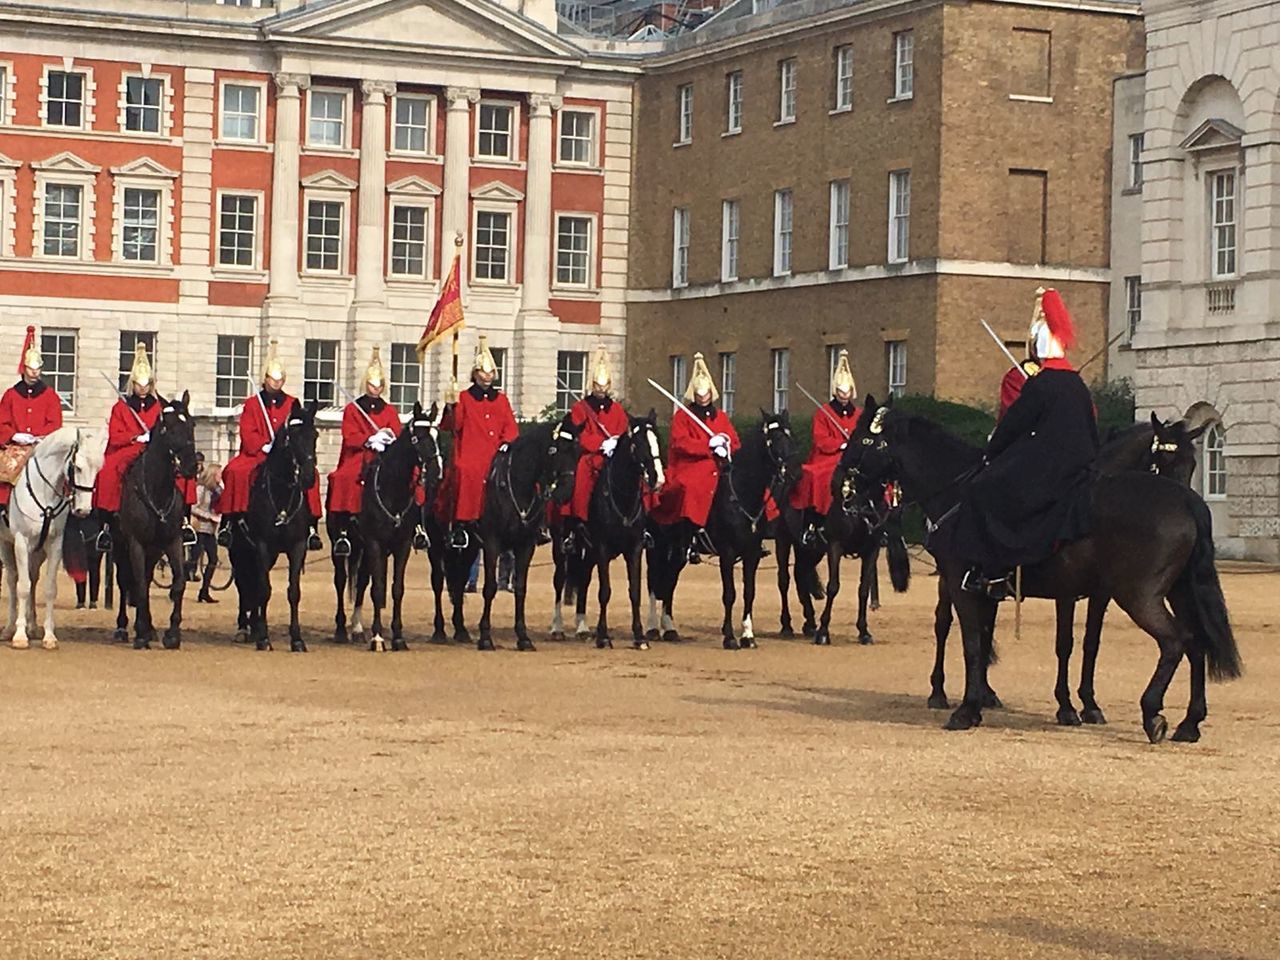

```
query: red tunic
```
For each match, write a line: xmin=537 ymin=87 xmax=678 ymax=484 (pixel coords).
xmin=218 ymin=390 xmax=323 ymax=517
xmin=788 ymin=402 xmax=860 ymax=515
xmin=649 ymin=405 xmax=739 ymax=528
xmin=0 ymin=380 xmax=64 ymax=506
xmin=94 ymin=397 xmax=162 ymax=511
xmin=326 ymin=397 xmax=403 ymax=514
xmin=179 ymin=475 xmax=198 ymax=508
xmin=435 ymin=385 xmax=519 ymax=523
xmin=559 ymin=396 xmax=630 ymax=522
xmin=998 ymin=367 xmax=1026 ymax=421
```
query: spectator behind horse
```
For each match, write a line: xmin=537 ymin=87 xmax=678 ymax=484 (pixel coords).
xmin=192 ymin=461 xmax=223 ymax=603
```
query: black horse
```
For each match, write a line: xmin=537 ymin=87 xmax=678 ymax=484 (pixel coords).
xmin=111 ymin=392 xmax=199 ymax=650
xmin=646 ymin=411 xmax=798 ymax=650
xmin=330 ymin=402 xmax=443 ymax=652
xmin=843 ymin=395 xmax=1240 ymax=743
xmin=927 ymin=412 xmax=1204 ymax=724
xmin=444 ymin=415 xmax=582 ymax=651
xmin=555 ymin=410 xmax=665 ymax=650
xmin=228 ymin=400 xmax=319 ymax=652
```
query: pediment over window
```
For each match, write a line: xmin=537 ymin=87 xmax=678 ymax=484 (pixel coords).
xmin=387 ymin=175 xmax=441 ymax=196
xmin=470 ymin=180 xmax=524 ymax=201
xmin=301 ymin=170 xmax=359 ymax=190
xmin=110 ymin=157 xmax=180 ymax=179
xmin=0 ymin=153 xmax=19 ymax=172
xmin=32 ymin=151 xmax=101 ymax=174
xmin=1180 ymin=118 xmax=1245 ymax=153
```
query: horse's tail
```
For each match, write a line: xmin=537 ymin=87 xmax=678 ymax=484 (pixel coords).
xmin=886 ymin=532 xmax=911 ymax=594
xmin=63 ymin=524 xmax=89 ymax=583
xmin=1178 ymin=492 xmax=1242 ymax=681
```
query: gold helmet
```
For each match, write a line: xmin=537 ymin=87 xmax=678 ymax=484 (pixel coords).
xmin=127 ymin=341 xmax=155 ymax=393
xmin=262 ymin=339 xmax=286 ymax=383
xmin=472 ymin=334 xmax=497 ymax=376
xmin=683 ymin=352 xmax=718 ymax=404
xmin=589 ymin=344 xmax=612 ymax=392
xmin=18 ymin=325 xmax=42 ymax=374
xmin=830 ymin=348 xmax=856 ymax=397
xmin=363 ymin=345 xmax=386 ymax=392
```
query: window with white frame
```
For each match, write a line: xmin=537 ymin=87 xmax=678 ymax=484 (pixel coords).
xmin=774 ymin=189 xmax=793 ymax=276
xmin=1128 ymin=133 xmax=1144 ymax=189
xmin=1203 ymin=423 xmax=1226 ymax=499
xmin=474 ymin=209 xmax=512 ymax=282
xmin=124 ymin=76 xmax=163 ymax=134
xmin=215 ymin=335 xmax=252 ymax=408
xmin=558 ymin=110 xmax=596 ymax=165
xmin=829 ymin=179 xmax=850 ymax=269
xmin=771 ymin=348 xmax=790 ymax=413
xmin=0 ymin=65 xmax=9 ymax=125
xmin=677 ymin=84 xmax=693 ymax=144
xmin=218 ymin=193 xmax=258 ymax=268
xmin=389 ymin=343 xmax=421 ymax=410
xmin=726 ymin=72 xmax=743 ymax=134
xmin=887 ymin=340 xmax=907 ymax=397
xmin=221 ymin=82 xmax=261 ymax=142
xmin=41 ymin=329 xmax=76 ymax=412
xmin=118 ymin=331 xmax=157 ymax=393
xmin=46 ymin=71 xmax=86 ymax=128
xmin=305 ymin=198 xmax=345 ymax=272
xmin=888 ymin=170 xmax=911 ymax=263
xmin=393 ymin=95 xmax=432 ymax=154
xmin=120 ymin=187 xmax=160 ymax=262
xmin=721 ymin=199 xmax=740 ymax=282
xmin=778 ymin=59 xmax=797 ymax=122
xmin=390 ymin=204 xmax=430 ymax=279
xmin=555 ymin=214 xmax=593 ymax=287
xmin=1210 ymin=169 xmax=1237 ymax=278
xmin=894 ymin=31 xmax=914 ymax=100
xmin=1125 ymin=275 xmax=1141 ymax=342
xmin=834 ymin=45 xmax=854 ymax=110
xmin=672 ymin=206 xmax=690 ymax=288
xmin=308 ymin=89 xmax=348 ymax=148
xmin=476 ymin=102 xmax=515 ymax=160
xmin=719 ymin=352 xmax=736 ymax=416
xmin=670 ymin=354 xmax=687 ymax=402
xmin=304 ymin=339 xmax=339 ymax=409
xmin=42 ymin=183 xmax=83 ymax=258
xmin=489 ymin=347 xmax=508 ymax=390
xmin=556 ymin=350 xmax=587 ymax=414
xmin=827 ymin=344 xmax=845 ymax=387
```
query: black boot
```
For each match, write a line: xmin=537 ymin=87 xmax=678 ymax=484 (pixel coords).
xmin=198 ymin=564 xmax=218 ymax=604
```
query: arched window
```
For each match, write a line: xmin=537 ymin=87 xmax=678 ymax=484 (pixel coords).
xmin=1203 ymin=423 xmax=1227 ymax=499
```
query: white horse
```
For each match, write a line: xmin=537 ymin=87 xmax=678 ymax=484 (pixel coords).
xmin=0 ymin=426 xmax=104 ymax=649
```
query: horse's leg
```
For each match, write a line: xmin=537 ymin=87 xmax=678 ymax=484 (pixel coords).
xmin=944 ymin=587 xmax=992 ymax=732
xmin=449 ymin=550 xmax=471 ymax=644
xmin=40 ymin=538 xmax=63 ymax=649
xmin=350 ymin=549 xmax=370 ymax=647
xmin=250 ymin=545 xmax=272 ymax=650
xmin=113 ymin=545 xmax=132 ymax=644
xmin=929 ymin=576 xmax=953 ymax=709
xmin=813 ymin=545 xmax=841 ymax=646
xmin=163 ymin=535 xmax=187 ymax=650
xmin=1167 ymin=590 xmax=1207 ymax=743
xmin=550 ymin=536 xmax=566 ymax=640
xmin=390 ymin=545 xmax=411 ymax=652
xmin=797 ymin=550 xmax=819 ymax=637
xmin=0 ymin=544 xmax=16 ymax=642
xmin=477 ymin=540 xmax=498 ymax=651
xmin=11 ymin=535 xmax=32 ymax=648
xmin=129 ymin=540 xmax=153 ymax=650
xmin=332 ymin=553 xmax=349 ymax=643
xmin=740 ymin=548 xmax=760 ymax=649
xmin=594 ymin=551 xmax=612 ymax=649
xmin=855 ymin=550 xmax=876 ymax=644
xmin=1054 ymin=597 xmax=1081 ymax=725
xmin=513 ymin=542 xmax=537 ymax=652
xmin=661 ymin=528 xmax=689 ymax=642
xmin=430 ymin=543 xmax=448 ymax=643
xmin=368 ymin=543 xmax=389 ymax=653
xmin=776 ymin=532 xmax=794 ymax=637
xmin=1115 ymin=591 xmax=1190 ymax=744
xmin=719 ymin=554 xmax=739 ymax=650
xmin=1079 ymin=595 xmax=1109 ymax=724
xmin=628 ymin=544 xmax=647 ymax=650
xmin=287 ymin=544 xmax=306 ymax=653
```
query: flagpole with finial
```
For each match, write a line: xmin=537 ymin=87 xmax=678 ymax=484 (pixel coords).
xmin=451 ymin=232 xmax=462 ymax=401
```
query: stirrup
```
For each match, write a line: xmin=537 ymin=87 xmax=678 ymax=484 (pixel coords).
xmin=692 ymin=528 xmax=716 ymax=557
xmin=449 ymin=527 xmax=471 ymax=551
xmin=95 ymin=529 xmax=113 ymax=553
xmin=216 ymin=525 xmax=231 ymax=547
xmin=801 ymin=523 xmax=820 ymax=547
xmin=180 ymin=523 xmax=198 ymax=547
xmin=412 ymin=525 xmax=429 ymax=551
xmin=332 ymin=535 xmax=352 ymax=558
xmin=961 ymin=568 xmax=1011 ymax=602
xmin=308 ymin=531 xmax=323 ymax=552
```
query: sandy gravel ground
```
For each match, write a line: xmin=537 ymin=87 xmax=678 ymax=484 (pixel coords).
xmin=1 ymin=553 xmax=1277 ymax=960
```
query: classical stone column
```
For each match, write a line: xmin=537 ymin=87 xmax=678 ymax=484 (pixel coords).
xmin=441 ymin=87 xmax=479 ymax=261
xmin=267 ymin=72 xmax=308 ymax=303
xmin=519 ymin=92 xmax=561 ymax=320
xmin=354 ymin=79 xmax=395 ymax=306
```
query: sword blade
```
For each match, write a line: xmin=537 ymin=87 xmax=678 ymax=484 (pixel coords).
xmin=332 ymin=381 xmax=382 ymax=433
xmin=795 ymin=382 xmax=850 ymax=438
xmin=980 ymin=319 xmax=1028 ymax=379
xmin=645 ymin=378 xmax=717 ymax=439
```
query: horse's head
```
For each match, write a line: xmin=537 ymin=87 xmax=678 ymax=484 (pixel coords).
xmin=840 ymin=393 xmax=900 ymax=496
xmin=1150 ymin=412 xmax=1203 ymax=486
xmin=155 ymin=390 xmax=198 ymax=479
xmin=69 ymin=428 xmax=105 ymax=518
xmin=625 ymin=408 xmax=665 ymax=493
xmin=545 ymin=413 xmax=583 ymax=506
xmin=280 ymin=399 xmax=319 ymax=488
xmin=756 ymin=408 xmax=798 ymax=497
xmin=406 ymin=401 xmax=445 ymax=492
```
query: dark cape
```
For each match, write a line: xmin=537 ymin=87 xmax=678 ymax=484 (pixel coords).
xmin=951 ymin=367 xmax=1099 ymax=574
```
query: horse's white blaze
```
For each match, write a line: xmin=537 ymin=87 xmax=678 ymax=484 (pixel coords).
xmin=742 ymin=614 xmax=754 ymax=640
xmin=647 ymin=592 xmax=658 ymax=631
xmin=575 ymin=613 xmax=589 ymax=636
xmin=647 ymin=432 xmax=665 ymax=487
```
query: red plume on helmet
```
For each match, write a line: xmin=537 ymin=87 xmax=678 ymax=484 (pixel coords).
xmin=1040 ymin=289 xmax=1076 ymax=351
xmin=16 ymin=325 xmax=35 ymax=376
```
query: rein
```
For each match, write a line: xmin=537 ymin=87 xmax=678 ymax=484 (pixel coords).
xmin=19 ymin=440 xmax=90 ymax=551
xmin=369 ymin=427 xmax=438 ymax=530
xmin=600 ymin=432 xmax=651 ymax=528
xmin=495 ymin=426 xmax=576 ymax=529
xmin=725 ymin=423 xmax=790 ymax=533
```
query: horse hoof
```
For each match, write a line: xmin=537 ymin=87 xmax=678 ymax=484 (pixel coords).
xmin=1082 ymin=707 xmax=1108 ymax=725
xmin=813 ymin=633 xmax=830 ymax=646
xmin=10 ymin=636 xmax=29 ymax=650
xmin=723 ymin=637 xmax=740 ymax=650
xmin=1056 ymin=707 xmax=1083 ymax=727
xmin=332 ymin=630 xmax=350 ymax=644
xmin=858 ymin=632 xmax=874 ymax=645
xmin=477 ymin=637 xmax=495 ymax=652
xmin=927 ymin=694 xmax=950 ymax=710
xmin=233 ymin=630 xmax=249 ymax=645
xmin=778 ymin=626 xmax=795 ymax=639
xmin=549 ymin=631 xmax=566 ymax=642
xmin=113 ymin=629 xmax=129 ymax=644
xmin=392 ymin=639 xmax=409 ymax=653
xmin=516 ymin=638 xmax=536 ymax=652
xmin=595 ymin=638 xmax=612 ymax=650
xmin=431 ymin=632 xmax=449 ymax=645
xmin=41 ymin=637 xmax=58 ymax=651
xmin=1145 ymin=714 xmax=1168 ymax=744
xmin=290 ymin=639 xmax=307 ymax=653
xmin=645 ymin=629 xmax=660 ymax=643
xmin=661 ymin=630 xmax=680 ymax=643
xmin=870 ymin=601 xmax=881 ymax=612
xmin=162 ymin=632 xmax=181 ymax=651
xmin=1170 ymin=721 xmax=1201 ymax=743
xmin=983 ymin=691 xmax=1005 ymax=710
xmin=369 ymin=638 xmax=384 ymax=653
xmin=255 ymin=639 xmax=271 ymax=652
xmin=944 ymin=708 xmax=982 ymax=731
xmin=456 ymin=630 xmax=472 ymax=644
xmin=634 ymin=640 xmax=650 ymax=651
xmin=801 ymin=623 xmax=816 ymax=638
xmin=741 ymin=637 xmax=758 ymax=650
xmin=351 ymin=631 xmax=366 ymax=647
xmin=133 ymin=639 xmax=151 ymax=651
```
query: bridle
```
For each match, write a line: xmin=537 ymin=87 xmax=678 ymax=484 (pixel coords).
xmin=17 ymin=438 xmax=94 ymax=551
xmin=1149 ymin=434 xmax=1181 ymax=474
xmin=725 ymin=418 xmax=791 ymax=532
xmin=498 ymin=424 xmax=578 ymax=529
xmin=263 ymin=414 xmax=314 ymax=528
xmin=137 ymin=406 xmax=192 ymax=524
xmin=370 ymin=419 xmax=441 ymax=529
xmin=601 ymin=420 xmax=660 ymax=527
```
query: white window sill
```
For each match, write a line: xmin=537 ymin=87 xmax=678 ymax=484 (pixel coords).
xmin=114 ymin=258 xmax=171 ymax=269
xmin=550 ymin=286 xmax=600 ymax=300
xmin=829 ymin=262 xmax=849 ymax=271
xmin=887 ymin=257 xmax=910 ymax=266
xmin=773 ymin=118 xmax=796 ymax=128
xmin=887 ymin=95 xmax=913 ymax=104
xmin=42 ymin=121 xmax=89 ymax=133
xmin=1121 ymin=185 xmax=1142 ymax=196
xmin=721 ymin=274 xmax=739 ymax=283
xmin=388 ymin=150 xmax=442 ymax=163
xmin=671 ymin=282 xmax=689 ymax=290
xmin=829 ymin=106 xmax=853 ymax=116
xmin=553 ymin=164 xmax=603 ymax=176
xmin=470 ymin=278 xmax=516 ymax=288
xmin=303 ymin=145 xmax=358 ymax=158
xmin=117 ymin=129 xmax=175 ymax=142
xmin=215 ymin=140 xmax=272 ymax=153
xmin=722 ymin=129 xmax=741 ymax=139
xmin=211 ymin=267 xmax=267 ymax=281
xmin=1009 ymin=94 xmax=1053 ymax=104
xmin=4 ymin=257 xmax=175 ymax=278
xmin=473 ymin=157 xmax=524 ymax=169
xmin=773 ymin=270 xmax=792 ymax=278
xmin=386 ymin=275 xmax=437 ymax=287
xmin=300 ymin=272 xmax=352 ymax=285
xmin=672 ymin=139 xmax=691 ymax=149
xmin=7 ymin=124 xmax=185 ymax=147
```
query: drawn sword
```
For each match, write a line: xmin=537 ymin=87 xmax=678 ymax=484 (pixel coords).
xmin=795 ymin=382 xmax=851 ymax=439
xmin=980 ymin=319 xmax=1028 ymax=379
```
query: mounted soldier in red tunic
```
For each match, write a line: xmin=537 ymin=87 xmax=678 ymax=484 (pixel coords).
xmin=326 ymin=347 xmax=404 ymax=558
xmin=953 ymin=287 xmax=1099 ymax=599
xmin=560 ymin=345 xmax=629 ymax=554
xmin=217 ymin=341 xmax=324 ymax=550
xmin=789 ymin=349 xmax=861 ymax=546
xmin=649 ymin=352 xmax=739 ymax=559
xmin=0 ymin=326 xmax=64 ymax=525
xmin=436 ymin=336 xmax=518 ymax=551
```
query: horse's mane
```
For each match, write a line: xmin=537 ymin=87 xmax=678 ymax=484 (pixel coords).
xmin=512 ymin=420 xmax=554 ymax=455
xmin=1101 ymin=420 xmax=1152 ymax=451
xmin=891 ymin=411 xmax=983 ymax=464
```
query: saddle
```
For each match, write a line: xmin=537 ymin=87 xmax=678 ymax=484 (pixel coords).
xmin=0 ymin=444 xmax=35 ymax=485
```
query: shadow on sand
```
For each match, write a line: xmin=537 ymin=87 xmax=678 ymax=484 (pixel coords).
xmin=978 ymin=916 xmax=1268 ymax=960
